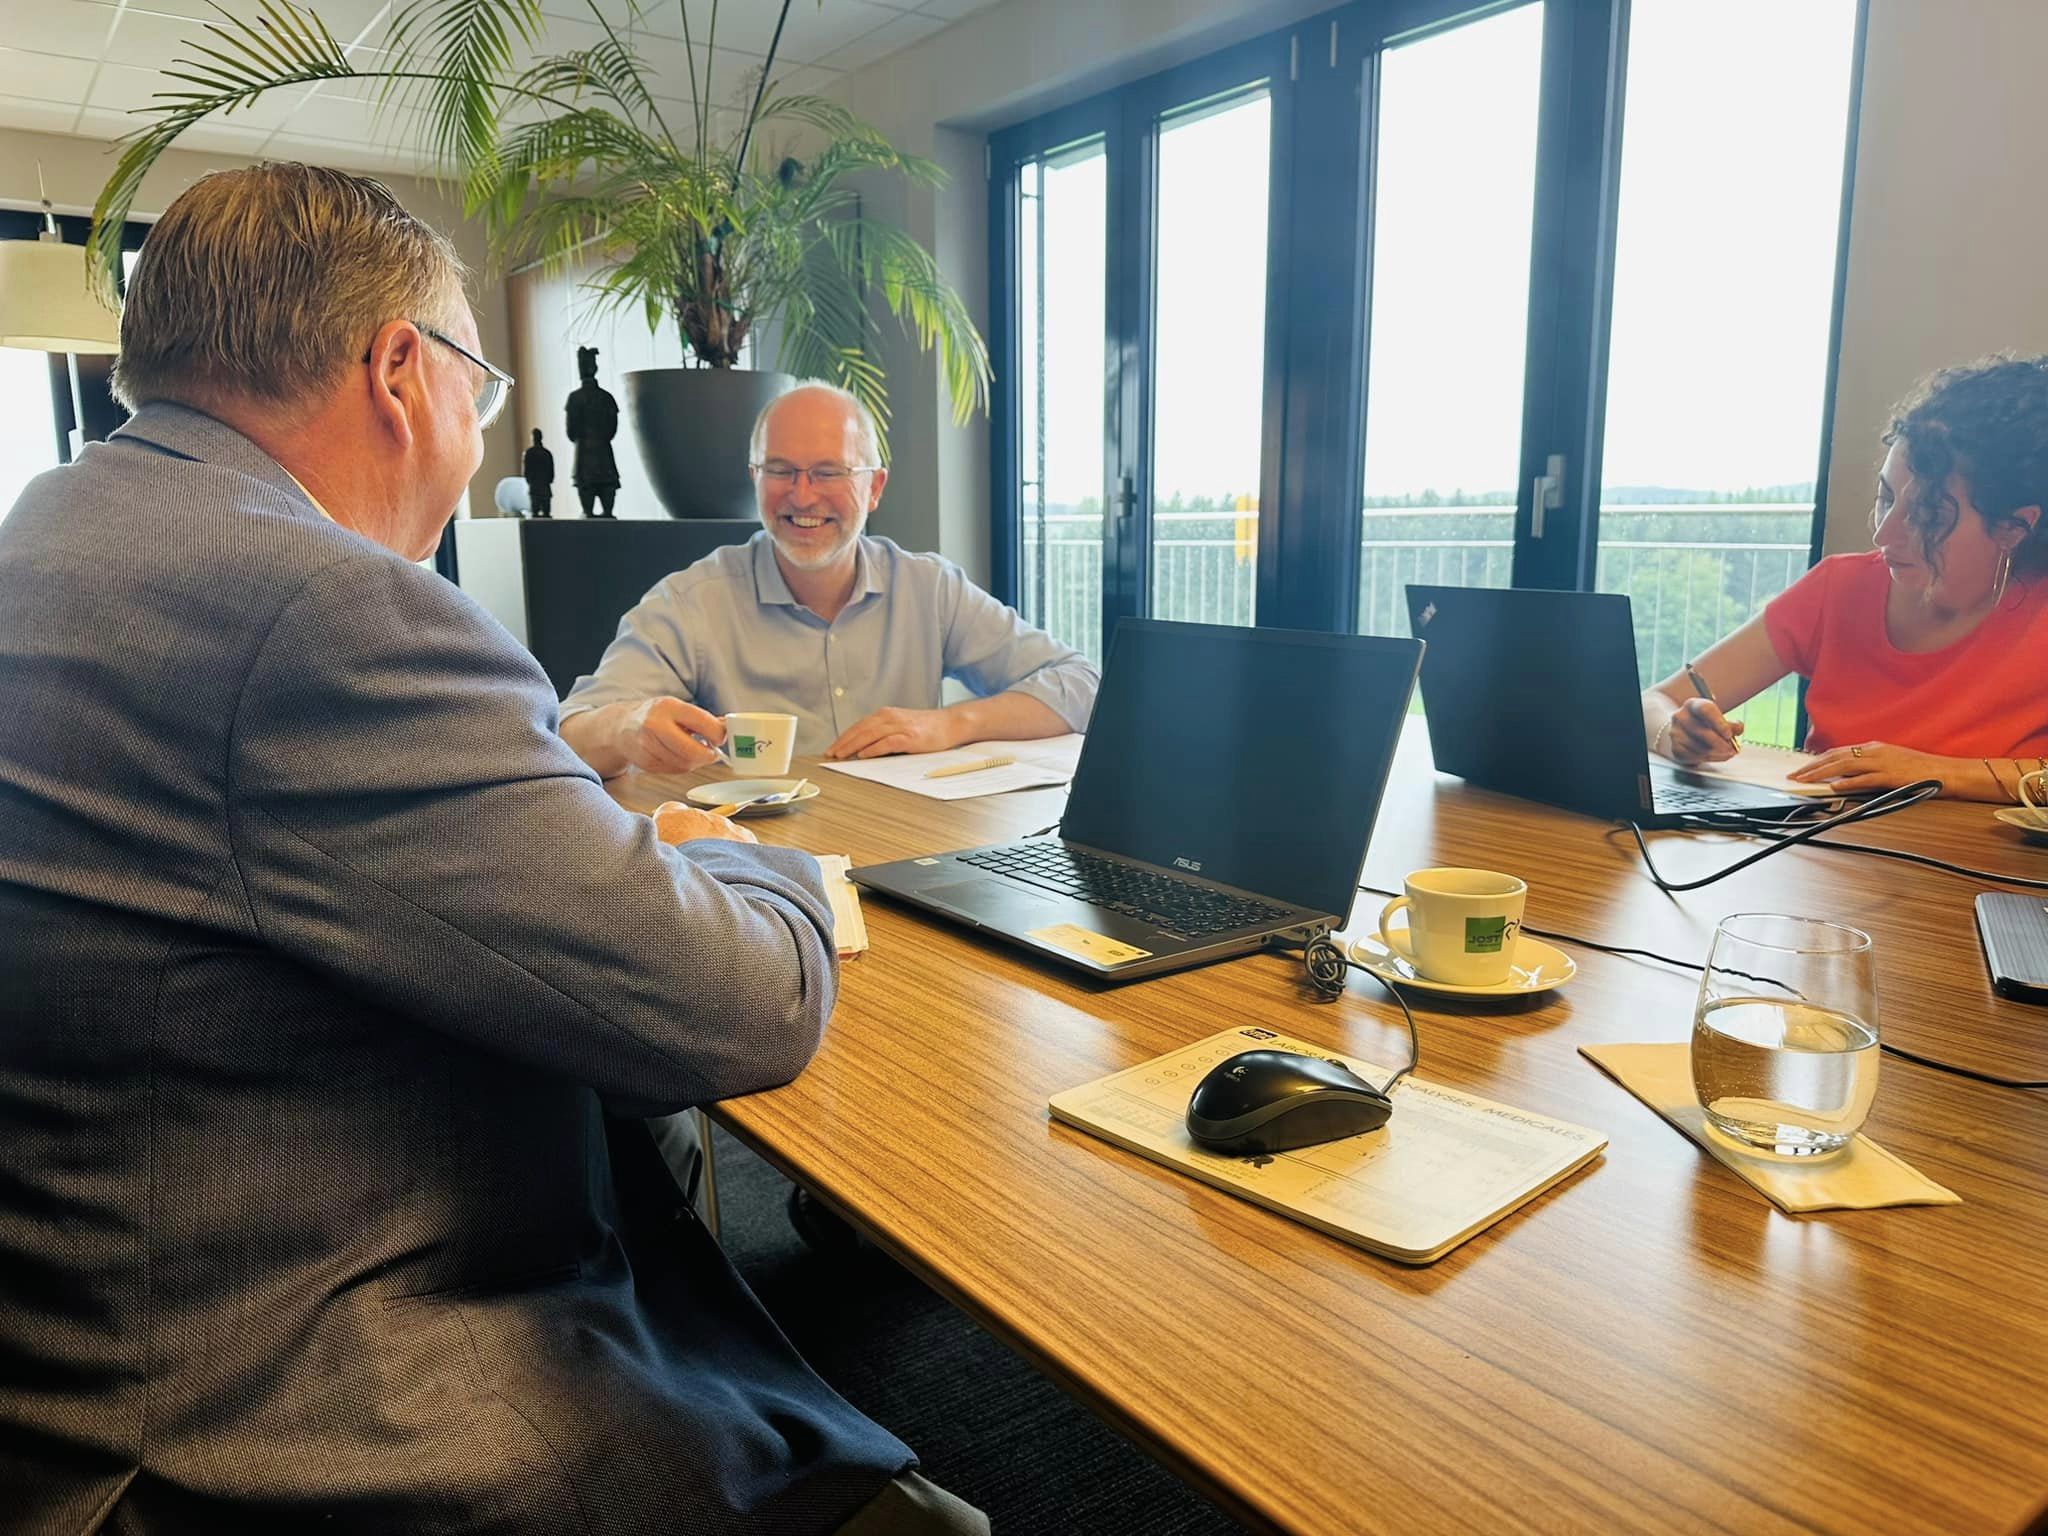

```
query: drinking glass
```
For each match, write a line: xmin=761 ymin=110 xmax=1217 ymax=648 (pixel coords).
xmin=1690 ymin=914 xmax=1880 ymax=1157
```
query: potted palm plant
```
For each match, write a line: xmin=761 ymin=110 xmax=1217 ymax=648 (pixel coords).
xmin=89 ymin=0 xmax=989 ymax=517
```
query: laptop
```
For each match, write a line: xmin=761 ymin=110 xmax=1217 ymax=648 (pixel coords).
xmin=1403 ymin=584 xmax=1812 ymax=827
xmin=850 ymin=619 xmax=1423 ymax=981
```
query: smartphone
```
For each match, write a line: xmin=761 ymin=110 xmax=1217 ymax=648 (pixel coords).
xmin=1975 ymin=892 xmax=2048 ymax=1004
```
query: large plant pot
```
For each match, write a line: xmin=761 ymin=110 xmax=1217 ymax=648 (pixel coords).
xmin=625 ymin=365 xmax=795 ymax=520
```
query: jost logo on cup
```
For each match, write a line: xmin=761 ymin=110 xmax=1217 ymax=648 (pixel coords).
xmin=1377 ymin=867 xmax=1528 ymax=986
xmin=721 ymin=712 xmax=797 ymax=776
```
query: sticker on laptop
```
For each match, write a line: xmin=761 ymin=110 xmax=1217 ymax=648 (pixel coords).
xmin=1029 ymin=924 xmax=1153 ymax=966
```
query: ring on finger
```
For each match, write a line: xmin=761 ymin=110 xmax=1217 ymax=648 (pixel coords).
xmin=1850 ymin=745 xmax=1864 ymax=759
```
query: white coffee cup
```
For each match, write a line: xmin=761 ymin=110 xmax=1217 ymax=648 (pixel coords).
xmin=2018 ymin=768 xmax=2048 ymax=829
xmin=1377 ymin=867 xmax=1528 ymax=987
xmin=718 ymin=712 xmax=797 ymax=777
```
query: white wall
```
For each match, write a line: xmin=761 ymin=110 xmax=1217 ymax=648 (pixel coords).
xmin=1821 ymin=0 xmax=2048 ymax=554
xmin=0 ymin=126 xmax=518 ymax=513
xmin=822 ymin=0 xmax=2048 ymax=582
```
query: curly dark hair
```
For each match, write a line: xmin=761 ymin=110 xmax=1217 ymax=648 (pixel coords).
xmin=1882 ymin=353 xmax=2048 ymax=578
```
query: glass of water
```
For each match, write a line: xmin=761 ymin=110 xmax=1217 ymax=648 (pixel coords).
xmin=1691 ymin=914 xmax=1880 ymax=1157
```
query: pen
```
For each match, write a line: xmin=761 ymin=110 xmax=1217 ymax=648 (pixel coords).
xmin=1683 ymin=662 xmax=1741 ymax=754
xmin=924 ymin=754 xmax=1016 ymax=780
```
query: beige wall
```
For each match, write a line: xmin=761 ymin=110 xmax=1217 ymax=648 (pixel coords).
xmin=0 ymin=126 xmax=518 ymax=514
xmin=818 ymin=0 xmax=2048 ymax=583
xmin=1821 ymin=0 xmax=2048 ymax=554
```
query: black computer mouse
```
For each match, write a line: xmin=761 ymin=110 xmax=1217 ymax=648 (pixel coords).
xmin=1185 ymin=1049 xmax=1393 ymax=1155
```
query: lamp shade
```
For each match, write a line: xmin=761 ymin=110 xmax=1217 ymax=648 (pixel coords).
xmin=0 ymin=232 xmax=120 ymax=354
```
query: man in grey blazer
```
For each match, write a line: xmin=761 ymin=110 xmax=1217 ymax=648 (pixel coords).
xmin=0 ymin=164 xmax=983 ymax=1534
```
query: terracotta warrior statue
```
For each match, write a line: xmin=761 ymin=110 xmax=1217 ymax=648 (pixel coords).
xmin=565 ymin=346 xmax=620 ymax=518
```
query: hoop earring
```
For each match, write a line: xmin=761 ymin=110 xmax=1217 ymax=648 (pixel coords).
xmin=1993 ymin=549 xmax=2013 ymax=608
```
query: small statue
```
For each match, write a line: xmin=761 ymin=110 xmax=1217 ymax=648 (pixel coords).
xmin=565 ymin=345 xmax=620 ymax=519
xmin=523 ymin=428 xmax=555 ymax=519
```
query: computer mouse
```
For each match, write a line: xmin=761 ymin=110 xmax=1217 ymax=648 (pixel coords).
xmin=1185 ymin=1049 xmax=1393 ymax=1155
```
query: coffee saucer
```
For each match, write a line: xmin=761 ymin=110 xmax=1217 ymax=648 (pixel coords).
xmin=1345 ymin=932 xmax=1577 ymax=997
xmin=684 ymin=778 xmax=819 ymax=817
xmin=1992 ymin=807 xmax=2048 ymax=844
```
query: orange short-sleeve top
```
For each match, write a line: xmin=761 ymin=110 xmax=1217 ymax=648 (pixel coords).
xmin=1763 ymin=550 xmax=2048 ymax=757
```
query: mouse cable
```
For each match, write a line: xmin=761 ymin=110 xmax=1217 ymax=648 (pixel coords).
xmin=1265 ymin=935 xmax=1419 ymax=1097
xmin=1355 ymin=881 xmax=2045 ymax=1091
xmin=1674 ymin=810 xmax=2048 ymax=893
xmin=1626 ymin=779 xmax=1945 ymax=893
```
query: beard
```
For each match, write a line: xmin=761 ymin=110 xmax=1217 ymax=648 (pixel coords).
xmin=764 ymin=504 xmax=865 ymax=569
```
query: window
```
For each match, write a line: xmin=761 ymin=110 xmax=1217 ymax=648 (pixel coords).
xmin=1149 ymin=87 xmax=1272 ymax=632
xmin=1014 ymin=137 xmax=1109 ymax=659
xmin=991 ymin=0 xmax=1866 ymax=740
xmin=1593 ymin=0 xmax=1859 ymax=745
xmin=1357 ymin=5 xmax=1544 ymax=637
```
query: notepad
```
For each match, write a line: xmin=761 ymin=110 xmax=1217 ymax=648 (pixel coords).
xmin=819 ymin=734 xmax=1085 ymax=800
xmin=813 ymin=855 xmax=868 ymax=957
xmin=1657 ymin=741 xmax=1836 ymax=797
xmin=1049 ymin=1026 xmax=1608 ymax=1264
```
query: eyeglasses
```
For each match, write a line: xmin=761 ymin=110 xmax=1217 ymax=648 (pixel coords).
xmin=359 ymin=322 xmax=515 ymax=430
xmin=423 ymin=325 xmax=514 ymax=430
xmin=751 ymin=460 xmax=882 ymax=489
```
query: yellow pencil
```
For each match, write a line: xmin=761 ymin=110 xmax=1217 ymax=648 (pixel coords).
xmin=924 ymin=754 xmax=1017 ymax=780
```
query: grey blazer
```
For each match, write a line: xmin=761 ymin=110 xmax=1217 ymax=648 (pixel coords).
xmin=0 ymin=405 xmax=910 ymax=1533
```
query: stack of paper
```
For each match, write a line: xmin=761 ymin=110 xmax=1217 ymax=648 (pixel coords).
xmin=812 ymin=855 xmax=868 ymax=957
xmin=818 ymin=734 xmax=1085 ymax=801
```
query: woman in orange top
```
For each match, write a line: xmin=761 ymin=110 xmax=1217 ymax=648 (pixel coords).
xmin=1644 ymin=354 xmax=2048 ymax=801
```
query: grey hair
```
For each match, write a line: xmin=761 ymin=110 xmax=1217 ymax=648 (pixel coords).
xmin=112 ymin=162 xmax=467 ymax=414
xmin=749 ymin=380 xmax=882 ymax=466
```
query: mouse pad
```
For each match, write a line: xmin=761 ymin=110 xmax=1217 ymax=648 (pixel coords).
xmin=1050 ymin=1026 xmax=1608 ymax=1264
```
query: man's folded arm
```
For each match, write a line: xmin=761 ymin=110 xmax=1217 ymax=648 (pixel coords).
xmin=227 ymin=554 xmax=835 ymax=1108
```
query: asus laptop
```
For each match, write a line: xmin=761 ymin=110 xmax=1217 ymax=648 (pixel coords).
xmin=1404 ymin=584 xmax=1812 ymax=827
xmin=850 ymin=619 xmax=1423 ymax=981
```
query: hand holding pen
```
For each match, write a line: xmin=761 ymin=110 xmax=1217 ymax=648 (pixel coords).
xmin=1668 ymin=662 xmax=1744 ymax=761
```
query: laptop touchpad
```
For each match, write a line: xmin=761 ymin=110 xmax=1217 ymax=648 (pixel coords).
xmin=923 ymin=879 xmax=1065 ymax=924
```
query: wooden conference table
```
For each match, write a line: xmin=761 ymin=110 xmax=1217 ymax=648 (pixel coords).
xmin=608 ymin=728 xmax=2048 ymax=1535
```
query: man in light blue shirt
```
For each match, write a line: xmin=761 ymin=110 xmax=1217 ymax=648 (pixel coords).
xmin=560 ymin=381 xmax=1098 ymax=775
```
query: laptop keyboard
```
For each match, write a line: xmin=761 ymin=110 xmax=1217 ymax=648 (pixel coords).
xmin=1655 ymin=782 xmax=1771 ymax=814
xmin=956 ymin=843 xmax=1292 ymax=939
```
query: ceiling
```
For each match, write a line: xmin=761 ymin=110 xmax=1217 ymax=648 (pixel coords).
xmin=0 ymin=0 xmax=995 ymax=177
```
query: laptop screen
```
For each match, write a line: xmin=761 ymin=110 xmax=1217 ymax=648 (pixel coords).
xmin=1061 ymin=620 xmax=1421 ymax=920
xmin=1405 ymin=585 xmax=1651 ymax=818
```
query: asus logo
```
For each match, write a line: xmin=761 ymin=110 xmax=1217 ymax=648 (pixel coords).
xmin=1173 ymin=856 xmax=1203 ymax=872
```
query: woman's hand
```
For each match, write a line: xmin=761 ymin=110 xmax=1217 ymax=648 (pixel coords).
xmin=1787 ymin=741 xmax=1951 ymax=795
xmin=1661 ymin=697 xmax=1746 ymax=764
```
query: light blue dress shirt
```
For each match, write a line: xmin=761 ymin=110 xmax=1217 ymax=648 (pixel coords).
xmin=560 ymin=532 xmax=1100 ymax=756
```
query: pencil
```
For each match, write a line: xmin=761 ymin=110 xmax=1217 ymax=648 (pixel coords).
xmin=924 ymin=754 xmax=1016 ymax=780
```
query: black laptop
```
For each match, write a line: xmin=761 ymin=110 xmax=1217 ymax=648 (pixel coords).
xmin=1404 ymin=584 xmax=1812 ymax=826
xmin=850 ymin=619 xmax=1422 ymax=981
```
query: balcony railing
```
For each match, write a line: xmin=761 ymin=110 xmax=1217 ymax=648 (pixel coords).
xmin=1019 ymin=500 xmax=1814 ymax=746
